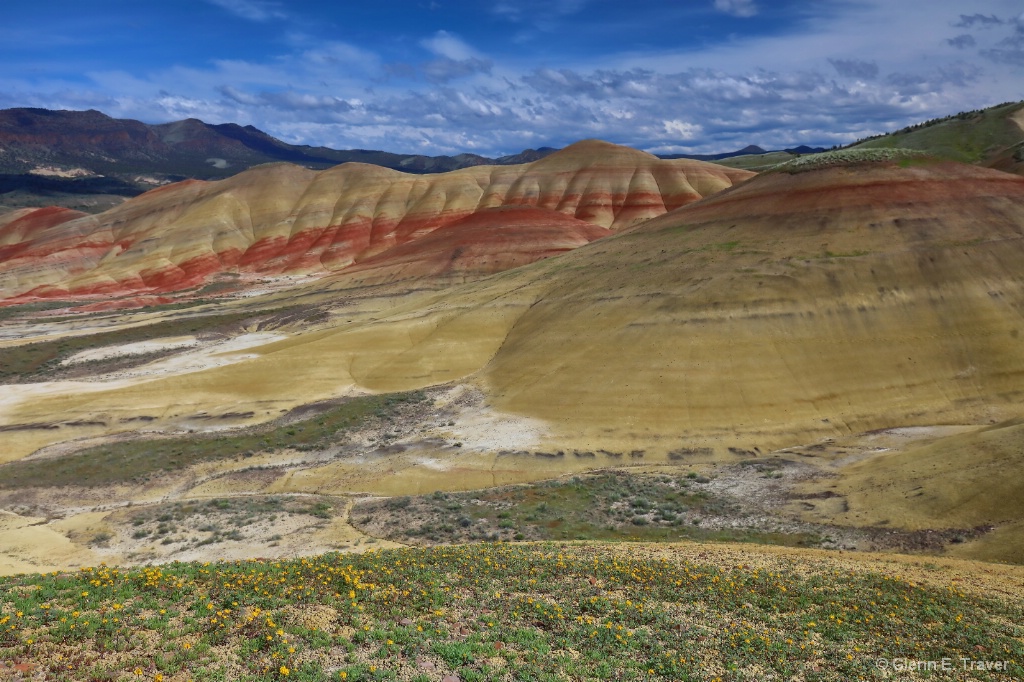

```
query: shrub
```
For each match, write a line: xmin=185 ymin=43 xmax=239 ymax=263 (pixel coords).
xmin=89 ymin=532 xmax=112 ymax=546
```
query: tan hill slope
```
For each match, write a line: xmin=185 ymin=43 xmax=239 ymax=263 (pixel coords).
xmin=793 ymin=418 xmax=1024 ymax=564
xmin=0 ymin=140 xmax=751 ymax=302
xmin=475 ymin=158 xmax=1024 ymax=448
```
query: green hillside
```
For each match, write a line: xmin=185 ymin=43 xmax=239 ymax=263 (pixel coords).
xmin=710 ymin=101 xmax=1024 ymax=173
xmin=849 ymin=101 xmax=1024 ymax=164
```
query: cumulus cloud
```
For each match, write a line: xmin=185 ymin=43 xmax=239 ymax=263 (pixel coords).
xmin=204 ymin=0 xmax=287 ymax=22
xmin=954 ymin=13 xmax=1002 ymax=28
xmin=494 ymin=64 xmax=938 ymax=153
xmin=663 ymin=120 xmax=702 ymax=140
xmin=828 ymin=59 xmax=880 ymax=80
xmin=260 ymin=91 xmax=355 ymax=111
xmin=422 ymin=57 xmax=493 ymax=84
xmin=490 ymin=0 xmax=590 ymax=40
xmin=2 ymin=1 xmax=1019 ymax=157
xmin=982 ymin=34 xmax=1024 ymax=65
xmin=420 ymin=31 xmax=478 ymax=61
xmin=43 ymin=44 xmax=991 ymax=156
xmin=934 ymin=62 xmax=982 ymax=87
xmin=524 ymin=68 xmax=660 ymax=100
xmin=492 ymin=0 xmax=587 ymax=22
xmin=218 ymin=84 xmax=259 ymax=106
xmin=947 ymin=34 xmax=977 ymax=49
xmin=713 ymin=0 xmax=757 ymax=18
xmin=418 ymin=31 xmax=492 ymax=83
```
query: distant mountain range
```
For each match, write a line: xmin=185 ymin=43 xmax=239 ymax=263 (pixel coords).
xmin=0 ymin=108 xmax=564 ymax=212
xmin=0 ymin=108 xmax=566 ymax=178
xmin=0 ymin=107 xmax=820 ymax=213
xmin=658 ymin=144 xmax=826 ymax=161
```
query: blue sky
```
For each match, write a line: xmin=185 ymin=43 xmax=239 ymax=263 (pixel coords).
xmin=2 ymin=1 xmax=1023 ymax=156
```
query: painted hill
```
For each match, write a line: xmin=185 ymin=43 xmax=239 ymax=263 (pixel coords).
xmin=0 ymin=205 xmax=88 ymax=246
xmin=476 ymin=156 xmax=1024 ymax=448
xmin=338 ymin=205 xmax=612 ymax=285
xmin=0 ymin=140 xmax=752 ymax=302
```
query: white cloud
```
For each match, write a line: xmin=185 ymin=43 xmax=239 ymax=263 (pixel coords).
xmin=218 ymin=85 xmax=259 ymax=105
xmin=947 ymin=34 xmax=977 ymax=48
xmin=422 ymin=57 xmax=493 ymax=84
xmin=663 ymin=120 xmax=702 ymax=140
xmin=953 ymin=13 xmax=1003 ymax=28
xmin=3 ymin=0 xmax=1022 ymax=158
xmin=204 ymin=0 xmax=287 ymax=22
xmin=829 ymin=59 xmax=880 ymax=80
xmin=493 ymin=0 xmax=587 ymax=23
xmin=420 ymin=31 xmax=479 ymax=60
xmin=713 ymin=0 xmax=758 ymax=18
xmin=419 ymin=31 xmax=492 ymax=83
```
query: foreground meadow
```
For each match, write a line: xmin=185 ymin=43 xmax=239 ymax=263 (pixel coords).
xmin=1 ymin=543 xmax=1021 ymax=681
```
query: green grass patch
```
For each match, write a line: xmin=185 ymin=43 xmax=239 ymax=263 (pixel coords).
xmin=0 ymin=300 xmax=90 ymax=323
xmin=119 ymin=495 xmax=340 ymax=548
xmin=355 ymin=471 xmax=822 ymax=548
xmin=128 ymin=495 xmax=337 ymax=527
xmin=37 ymin=297 xmax=226 ymax=325
xmin=705 ymin=240 xmax=740 ymax=252
xmin=773 ymin=148 xmax=928 ymax=173
xmin=0 ymin=391 xmax=427 ymax=489
xmin=659 ymin=223 xmax=694 ymax=235
xmin=823 ymin=250 xmax=870 ymax=259
xmin=0 ymin=543 xmax=1020 ymax=680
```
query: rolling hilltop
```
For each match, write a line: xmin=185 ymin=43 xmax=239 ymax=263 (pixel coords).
xmin=0 ymin=140 xmax=750 ymax=304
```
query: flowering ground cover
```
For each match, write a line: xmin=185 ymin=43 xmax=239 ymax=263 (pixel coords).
xmin=1 ymin=543 xmax=1021 ymax=681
